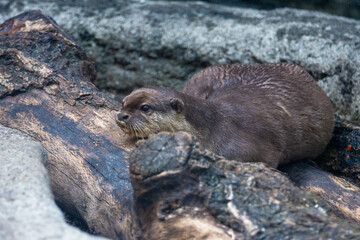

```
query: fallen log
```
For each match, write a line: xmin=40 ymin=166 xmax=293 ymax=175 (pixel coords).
xmin=130 ymin=132 xmax=360 ymax=239
xmin=0 ymin=11 xmax=137 ymax=240
xmin=281 ymin=161 xmax=360 ymax=224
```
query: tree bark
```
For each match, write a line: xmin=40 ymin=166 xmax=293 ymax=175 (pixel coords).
xmin=281 ymin=161 xmax=360 ymax=224
xmin=130 ymin=132 xmax=360 ymax=240
xmin=0 ymin=11 xmax=137 ymax=240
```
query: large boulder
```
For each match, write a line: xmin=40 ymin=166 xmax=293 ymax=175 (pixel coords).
xmin=0 ymin=0 xmax=359 ymax=122
xmin=0 ymin=124 xmax=108 ymax=240
xmin=171 ymin=0 xmax=360 ymax=19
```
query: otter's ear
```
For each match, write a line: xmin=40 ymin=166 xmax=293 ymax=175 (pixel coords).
xmin=170 ymin=98 xmax=184 ymax=113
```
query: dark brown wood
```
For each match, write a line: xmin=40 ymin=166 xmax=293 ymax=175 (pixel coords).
xmin=130 ymin=132 xmax=360 ymax=240
xmin=281 ymin=161 xmax=360 ymax=224
xmin=0 ymin=11 xmax=136 ymax=240
xmin=316 ymin=117 xmax=360 ymax=185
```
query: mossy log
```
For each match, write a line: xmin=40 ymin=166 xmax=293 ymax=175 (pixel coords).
xmin=0 ymin=11 xmax=137 ymax=240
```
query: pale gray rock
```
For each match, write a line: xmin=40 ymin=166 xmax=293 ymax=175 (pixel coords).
xmin=0 ymin=0 xmax=359 ymax=122
xmin=0 ymin=124 xmax=108 ymax=240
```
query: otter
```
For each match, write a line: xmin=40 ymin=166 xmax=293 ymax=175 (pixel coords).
xmin=116 ymin=63 xmax=334 ymax=168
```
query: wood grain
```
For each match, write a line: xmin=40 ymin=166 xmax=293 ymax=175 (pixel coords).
xmin=0 ymin=11 xmax=136 ymax=240
xmin=282 ymin=161 xmax=360 ymax=224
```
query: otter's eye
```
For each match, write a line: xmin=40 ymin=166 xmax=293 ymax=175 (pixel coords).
xmin=140 ymin=105 xmax=151 ymax=112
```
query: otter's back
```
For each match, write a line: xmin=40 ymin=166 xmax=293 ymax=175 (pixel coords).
xmin=182 ymin=63 xmax=334 ymax=165
xmin=184 ymin=63 xmax=312 ymax=101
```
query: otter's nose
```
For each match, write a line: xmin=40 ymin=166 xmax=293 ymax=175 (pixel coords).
xmin=117 ymin=113 xmax=129 ymax=121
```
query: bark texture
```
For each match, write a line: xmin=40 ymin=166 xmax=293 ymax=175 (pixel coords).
xmin=282 ymin=161 xmax=360 ymax=225
xmin=130 ymin=132 xmax=360 ymax=240
xmin=0 ymin=11 xmax=136 ymax=240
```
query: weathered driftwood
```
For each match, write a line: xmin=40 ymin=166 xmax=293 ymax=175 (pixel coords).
xmin=281 ymin=161 xmax=360 ymax=224
xmin=130 ymin=132 xmax=360 ymax=240
xmin=0 ymin=11 xmax=137 ymax=240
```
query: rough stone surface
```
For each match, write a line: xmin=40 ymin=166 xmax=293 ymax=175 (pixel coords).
xmin=0 ymin=124 xmax=108 ymax=240
xmin=173 ymin=0 xmax=360 ymax=20
xmin=130 ymin=131 xmax=360 ymax=239
xmin=0 ymin=0 xmax=359 ymax=122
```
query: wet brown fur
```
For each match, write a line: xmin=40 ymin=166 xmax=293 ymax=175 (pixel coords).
xmin=117 ymin=63 xmax=334 ymax=168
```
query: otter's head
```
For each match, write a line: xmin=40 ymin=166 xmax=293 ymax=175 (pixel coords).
xmin=116 ymin=88 xmax=188 ymax=139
